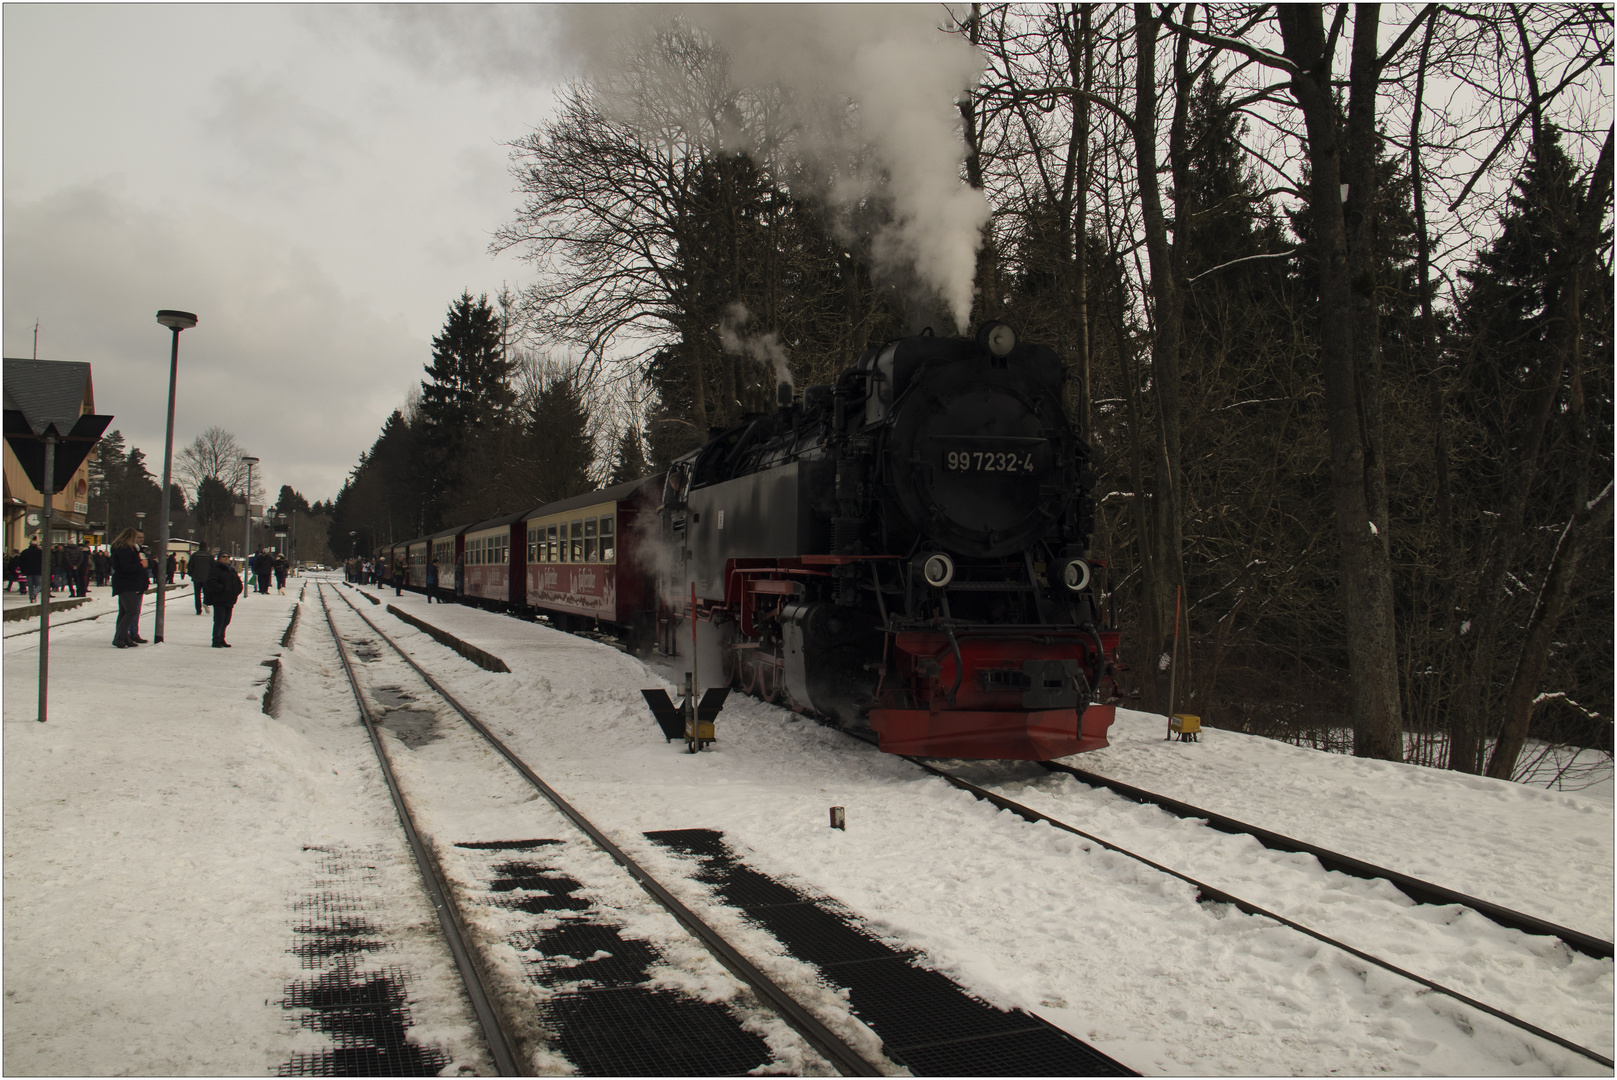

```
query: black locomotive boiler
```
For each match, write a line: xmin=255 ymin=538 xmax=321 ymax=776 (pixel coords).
xmin=663 ymin=322 xmax=1120 ymax=760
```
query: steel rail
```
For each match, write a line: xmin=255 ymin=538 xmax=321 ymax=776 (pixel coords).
xmin=906 ymin=756 xmax=1613 ymax=1070
xmin=315 ymin=584 xmax=522 ymax=1076
xmin=1044 ymin=762 xmax=1614 ymax=961
xmin=327 ymin=585 xmax=883 ymax=1078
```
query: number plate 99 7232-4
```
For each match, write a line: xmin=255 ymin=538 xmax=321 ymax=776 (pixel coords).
xmin=945 ymin=449 xmax=1036 ymax=473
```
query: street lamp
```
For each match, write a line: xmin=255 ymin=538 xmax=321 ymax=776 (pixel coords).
xmin=241 ymin=455 xmax=259 ymax=593
xmin=153 ymin=309 xmax=196 ymax=644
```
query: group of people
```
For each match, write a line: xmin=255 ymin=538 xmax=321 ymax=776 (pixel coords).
xmin=6 ymin=532 xmax=298 ymax=650
xmin=244 ymin=549 xmax=290 ymax=594
xmin=5 ymin=540 xmax=194 ymax=604
xmin=4 ymin=539 xmax=108 ymax=601
xmin=345 ymin=558 xmax=385 ymax=585
xmin=106 ymin=529 xmax=249 ymax=648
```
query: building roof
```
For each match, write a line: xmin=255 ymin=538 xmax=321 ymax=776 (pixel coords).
xmin=3 ymin=359 xmax=93 ymax=436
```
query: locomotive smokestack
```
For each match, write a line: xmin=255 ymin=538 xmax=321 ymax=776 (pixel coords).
xmin=777 ymin=382 xmax=793 ymax=408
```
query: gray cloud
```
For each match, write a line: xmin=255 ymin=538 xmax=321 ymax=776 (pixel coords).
xmin=200 ymin=72 xmax=359 ymax=192
xmin=4 ymin=182 xmax=421 ymax=503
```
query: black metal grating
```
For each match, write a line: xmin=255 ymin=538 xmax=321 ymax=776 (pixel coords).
xmin=512 ymin=920 xmax=661 ymax=989
xmin=643 ymin=827 xmax=731 ymax=858
xmin=489 ymin=861 xmax=583 ymax=893
xmin=837 ymin=955 xmax=1040 ymax=1044
xmin=537 ymin=986 xmax=772 ymax=1076
xmin=892 ymin=1023 xmax=1136 ymax=1076
xmin=644 ymin=828 xmax=1137 ymax=1076
xmin=453 ymin=839 xmax=779 ymax=1075
xmin=454 ymin=838 xmax=562 ymax=851
xmin=695 ymin=865 xmax=809 ymax=909
xmin=278 ymin=845 xmax=453 ymax=1076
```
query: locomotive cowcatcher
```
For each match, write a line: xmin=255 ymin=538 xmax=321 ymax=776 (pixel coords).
xmin=662 ymin=322 xmax=1120 ymax=760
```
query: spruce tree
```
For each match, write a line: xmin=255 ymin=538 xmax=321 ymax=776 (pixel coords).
xmin=419 ymin=292 xmax=514 ymax=522
xmin=609 ymin=425 xmax=651 ymax=486
xmin=525 ymin=369 xmax=595 ymax=503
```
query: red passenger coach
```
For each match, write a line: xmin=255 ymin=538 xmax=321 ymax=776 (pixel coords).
xmin=406 ymin=537 xmax=429 ymax=588
xmin=461 ymin=510 xmax=529 ymax=608
xmin=426 ymin=525 xmax=464 ymax=598
xmin=523 ymin=477 xmax=661 ymax=639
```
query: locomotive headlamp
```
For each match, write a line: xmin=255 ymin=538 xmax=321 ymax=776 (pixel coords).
xmin=920 ymin=552 xmax=955 ymax=588
xmin=1061 ymin=558 xmax=1092 ymax=593
xmin=976 ymin=321 xmax=1018 ymax=358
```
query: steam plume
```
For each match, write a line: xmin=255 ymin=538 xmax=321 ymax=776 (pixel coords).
xmin=558 ymin=5 xmax=989 ymax=333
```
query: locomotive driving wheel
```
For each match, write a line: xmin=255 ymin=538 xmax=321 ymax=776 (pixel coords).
xmin=756 ymin=644 xmax=784 ymax=704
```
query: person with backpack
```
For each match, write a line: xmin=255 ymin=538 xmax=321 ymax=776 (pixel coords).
xmin=16 ymin=539 xmax=41 ymax=601
xmin=204 ymin=553 xmax=244 ymax=647
xmin=273 ymin=552 xmax=289 ymax=594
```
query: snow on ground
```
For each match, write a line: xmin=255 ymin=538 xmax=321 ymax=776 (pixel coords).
xmin=4 ymin=576 xmax=1612 ymax=1076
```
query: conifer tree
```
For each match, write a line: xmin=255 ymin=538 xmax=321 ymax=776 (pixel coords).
xmin=419 ymin=292 xmax=514 ymax=524
xmin=524 ymin=367 xmax=595 ymax=503
xmin=609 ymin=425 xmax=651 ymax=486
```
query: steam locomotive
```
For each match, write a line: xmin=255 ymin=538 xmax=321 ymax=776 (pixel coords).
xmin=378 ymin=322 xmax=1120 ymax=761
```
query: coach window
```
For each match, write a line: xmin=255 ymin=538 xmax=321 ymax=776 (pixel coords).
xmin=571 ymin=519 xmax=584 ymax=562
xmin=584 ymin=517 xmax=598 ymax=562
xmin=600 ymin=515 xmax=615 ymax=562
xmin=527 ymin=526 xmax=537 ymax=563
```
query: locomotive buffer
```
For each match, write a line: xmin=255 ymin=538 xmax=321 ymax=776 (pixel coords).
xmin=642 ymin=675 xmax=729 ymax=753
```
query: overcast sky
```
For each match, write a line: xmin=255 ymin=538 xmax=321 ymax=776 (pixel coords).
xmin=4 ymin=4 xmax=574 ymax=505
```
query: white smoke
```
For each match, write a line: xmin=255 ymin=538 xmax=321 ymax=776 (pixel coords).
xmin=719 ymin=302 xmax=793 ymax=390
xmin=557 ymin=5 xmax=990 ymax=333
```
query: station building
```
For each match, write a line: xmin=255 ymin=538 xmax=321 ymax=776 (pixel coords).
xmin=3 ymin=358 xmax=99 ymax=553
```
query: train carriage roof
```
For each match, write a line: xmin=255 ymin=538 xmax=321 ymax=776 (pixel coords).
xmin=462 ymin=507 xmax=538 ymax=536
xmin=523 ymin=474 xmax=665 ymax=522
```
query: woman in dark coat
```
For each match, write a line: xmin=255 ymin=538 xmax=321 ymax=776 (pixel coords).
xmin=204 ymin=554 xmax=244 ymax=647
xmin=109 ymin=527 xmax=149 ymax=648
xmin=273 ymin=552 xmax=289 ymax=594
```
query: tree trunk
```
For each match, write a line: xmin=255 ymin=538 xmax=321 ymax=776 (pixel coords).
xmin=1130 ymin=4 xmax=1187 ymax=714
xmin=1485 ymin=484 xmax=1614 ymax=779
xmin=1278 ymin=3 xmax=1404 ymax=760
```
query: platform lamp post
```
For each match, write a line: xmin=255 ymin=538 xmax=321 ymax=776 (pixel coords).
xmin=241 ymin=456 xmax=259 ymax=596
xmin=152 ymin=309 xmax=196 ymax=643
xmin=153 ymin=307 xmax=196 ymax=637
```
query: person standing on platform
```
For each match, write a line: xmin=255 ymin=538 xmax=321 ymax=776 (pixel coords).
xmin=109 ymin=528 xmax=149 ymax=647
xmin=205 ymin=553 xmax=243 ymax=647
xmin=73 ymin=543 xmax=91 ymax=597
xmin=188 ymin=548 xmax=215 ymax=615
xmin=18 ymin=538 xmax=42 ymax=602
xmin=93 ymin=546 xmax=110 ymax=587
xmin=394 ymin=555 xmax=405 ymax=597
xmin=165 ymin=550 xmax=177 ymax=584
xmin=273 ymin=552 xmax=289 ymax=594
xmin=425 ymin=558 xmax=438 ymax=603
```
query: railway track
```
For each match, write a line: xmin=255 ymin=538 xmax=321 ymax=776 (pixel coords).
xmin=906 ymin=754 xmax=1614 ymax=1070
xmin=312 ymin=582 xmax=884 ymax=1076
xmin=321 ymin=587 xmax=1609 ymax=1071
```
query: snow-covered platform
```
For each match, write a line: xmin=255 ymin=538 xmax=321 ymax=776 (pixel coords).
xmin=4 ymin=583 xmax=312 ymax=1073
